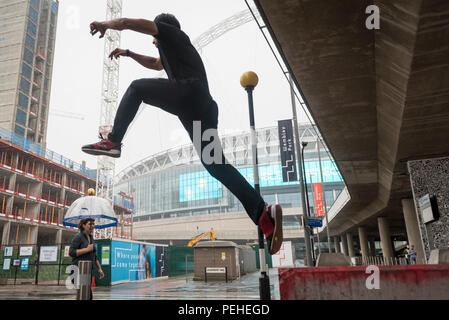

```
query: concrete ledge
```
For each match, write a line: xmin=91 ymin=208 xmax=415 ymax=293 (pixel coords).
xmin=316 ymin=253 xmax=351 ymax=267
xmin=428 ymin=249 xmax=449 ymax=264
xmin=279 ymin=265 xmax=449 ymax=300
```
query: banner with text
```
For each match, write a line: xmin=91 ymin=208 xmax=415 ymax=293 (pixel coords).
xmin=278 ymin=119 xmax=297 ymax=182
xmin=313 ymin=183 xmax=325 ymax=217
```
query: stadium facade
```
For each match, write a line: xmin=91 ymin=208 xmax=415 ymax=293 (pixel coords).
xmin=115 ymin=123 xmax=346 ymax=248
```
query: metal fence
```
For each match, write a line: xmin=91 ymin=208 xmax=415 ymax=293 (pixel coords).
xmin=167 ymin=246 xmax=194 ymax=279
xmin=352 ymin=256 xmax=426 ymax=266
xmin=0 ymin=243 xmax=74 ymax=285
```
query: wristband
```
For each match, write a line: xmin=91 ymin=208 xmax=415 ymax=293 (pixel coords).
xmin=126 ymin=49 xmax=130 ymax=57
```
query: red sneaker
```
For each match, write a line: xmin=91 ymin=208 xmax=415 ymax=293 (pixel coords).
xmin=258 ymin=204 xmax=283 ymax=255
xmin=82 ymin=134 xmax=122 ymax=158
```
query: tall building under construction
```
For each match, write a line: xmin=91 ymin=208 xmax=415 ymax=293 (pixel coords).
xmin=0 ymin=0 xmax=59 ymax=146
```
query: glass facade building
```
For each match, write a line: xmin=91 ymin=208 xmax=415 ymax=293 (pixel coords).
xmin=115 ymin=124 xmax=346 ymax=230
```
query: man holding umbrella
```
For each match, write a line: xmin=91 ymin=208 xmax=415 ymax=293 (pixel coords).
xmin=69 ymin=218 xmax=105 ymax=299
xmin=69 ymin=188 xmax=105 ymax=299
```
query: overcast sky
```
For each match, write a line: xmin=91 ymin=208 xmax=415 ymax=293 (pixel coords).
xmin=47 ymin=0 xmax=310 ymax=174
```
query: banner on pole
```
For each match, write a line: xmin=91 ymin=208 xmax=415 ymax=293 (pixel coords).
xmin=313 ymin=183 xmax=325 ymax=217
xmin=278 ymin=120 xmax=297 ymax=182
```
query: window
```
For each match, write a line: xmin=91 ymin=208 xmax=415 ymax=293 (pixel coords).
xmin=31 ymin=0 xmax=40 ymax=9
xmin=27 ymin=20 xmax=36 ymax=37
xmin=23 ymin=48 xmax=34 ymax=65
xmin=16 ymin=109 xmax=27 ymax=126
xmin=15 ymin=125 xmax=25 ymax=137
xmin=28 ymin=6 xmax=38 ymax=23
xmin=51 ymin=1 xmax=58 ymax=14
xmin=18 ymin=93 xmax=29 ymax=110
xmin=22 ymin=62 xmax=32 ymax=80
xmin=25 ymin=34 xmax=35 ymax=50
xmin=20 ymin=77 xmax=30 ymax=94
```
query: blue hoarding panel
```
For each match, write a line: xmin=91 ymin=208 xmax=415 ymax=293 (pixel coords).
xmin=110 ymin=240 xmax=155 ymax=283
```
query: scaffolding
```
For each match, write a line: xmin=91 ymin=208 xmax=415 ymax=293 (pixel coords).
xmin=0 ymin=130 xmax=133 ymax=244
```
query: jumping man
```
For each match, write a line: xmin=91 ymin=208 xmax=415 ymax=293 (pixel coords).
xmin=82 ymin=14 xmax=283 ymax=254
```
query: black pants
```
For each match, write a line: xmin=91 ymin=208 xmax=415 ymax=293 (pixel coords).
xmin=108 ymin=78 xmax=265 ymax=224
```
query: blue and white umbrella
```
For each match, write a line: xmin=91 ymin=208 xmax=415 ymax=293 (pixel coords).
xmin=63 ymin=196 xmax=117 ymax=229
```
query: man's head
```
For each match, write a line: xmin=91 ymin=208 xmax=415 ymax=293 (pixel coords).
xmin=79 ymin=218 xmax=95 ymax=234
xmin=154 ymin=13 xmax=181 ymax=29
xmin=411 ymin=245 xmax=415 ymax=250
xmin=153 ymin=13 xmax=180 ymax=48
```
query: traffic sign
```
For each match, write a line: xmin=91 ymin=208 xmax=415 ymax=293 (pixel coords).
xmin=308 ymin=218 xmax=323 ymax=227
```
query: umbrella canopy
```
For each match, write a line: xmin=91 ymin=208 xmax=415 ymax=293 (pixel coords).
xmin=63 ymin=196 xmax=117 ymax=229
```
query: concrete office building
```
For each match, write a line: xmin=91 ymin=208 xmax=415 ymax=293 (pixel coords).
xmin=0 ymin=0 xmax=59 ymax=146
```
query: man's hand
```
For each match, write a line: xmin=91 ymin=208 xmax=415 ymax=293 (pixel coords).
xmin=109 ymin=48 xmax=128 ymax=60
xmin=99 ymin=269 xmax=105 ymax=279
xmin=90 ymin=21 xmax=108 ymax=38
xmin=86 ymin=244 xmax=94 ymax=252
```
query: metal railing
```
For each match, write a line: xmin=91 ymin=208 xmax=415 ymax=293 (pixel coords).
xmin=0 ymin=127 xmax=96 ymax=180
xmin=352 ymin=256 xmax=426 ymax=266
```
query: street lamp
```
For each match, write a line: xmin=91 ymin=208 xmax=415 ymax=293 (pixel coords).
xmin=301 ymin=141 xmax=316 ymax=265
xmin=240 ymin=71 xmax=271 ymax=300
xmin=289 ymin=75 xmax=313 ymax=267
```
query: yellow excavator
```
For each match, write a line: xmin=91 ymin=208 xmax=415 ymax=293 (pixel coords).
xmin=187 ymin=228 xmax=216 ymax=247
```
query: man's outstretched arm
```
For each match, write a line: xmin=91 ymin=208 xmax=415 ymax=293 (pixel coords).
xmin=109 ymin=48 xmax=163 ymax=71
xmin=90 ymin=18 xmax=158 ymax=38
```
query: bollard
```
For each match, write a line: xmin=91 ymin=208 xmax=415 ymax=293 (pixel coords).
xmin=77 ymin=261 xmax=92 ymax=300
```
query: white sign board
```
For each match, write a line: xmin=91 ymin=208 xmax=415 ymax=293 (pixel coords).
xmin=64 ymin=246 xmax=70 ymax=258
xmin=422 ymin=206 xmax=434 ymax=223
xmin=4 ymin=247 xmax=13 ymax=257
xmin=271 ymin=241 xmax=294 ymax=267
xmin=419 ymin=194 xmax=437 ymax=224
xmin=2 ymin=258 xmax=11 ymax=271
xmin=19 ymin=246 xmax=33 ymax=257
xmin=39 ymin=246 xmax=59 ymax=262
xmin=206 ymin=267 xmax=226 ymax=274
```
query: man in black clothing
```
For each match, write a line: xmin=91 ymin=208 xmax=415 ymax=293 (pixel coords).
xmin=82 ymin=14 xmax=283 ymax=254
xmin=69 ymin=218 xmax=104 ymax=299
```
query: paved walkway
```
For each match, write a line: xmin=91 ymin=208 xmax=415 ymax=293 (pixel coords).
xmin=0 ymin=269 xmax=280 ymax=300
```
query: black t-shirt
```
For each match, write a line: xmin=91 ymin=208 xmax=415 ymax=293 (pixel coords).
xmin=154 ymin=21 xmax=210 ymax=90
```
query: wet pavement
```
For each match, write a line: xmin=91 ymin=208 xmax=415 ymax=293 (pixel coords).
xmin=0 ymin=269 xmax=280 ymax=300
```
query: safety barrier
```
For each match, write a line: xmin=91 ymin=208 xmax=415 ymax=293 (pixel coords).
xmin=0 ymin=127 xmax=96 ymax=180
xmin=279 ymin=265 xmax=449 ymax=299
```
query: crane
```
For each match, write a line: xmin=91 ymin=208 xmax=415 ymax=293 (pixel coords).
xmin=49 ymin=109 xmax=85 ymax=120
xmin=187 ymin=228 xmax=216 ymax=247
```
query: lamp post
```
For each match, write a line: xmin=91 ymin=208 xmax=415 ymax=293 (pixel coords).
xmin=309 ymin=172 xmax=321 ymax=256
xmin=301 ymin=141 xmax=315 ymax=265
xmin=316 ymin=134 xmax=331 ymax=253
xmin=240 ymin=71 xmax=270 ymax=300
xmin=289 ymin=75 xmax=313 ymax=267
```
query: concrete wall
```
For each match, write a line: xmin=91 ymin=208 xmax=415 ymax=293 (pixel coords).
xmin=134 ymin=209 xmax=304 ymax=241
xmin=279 ymin=265 xmax=449 ymax=300
xmin=408 ymin=157 xmax=449 ymax=259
